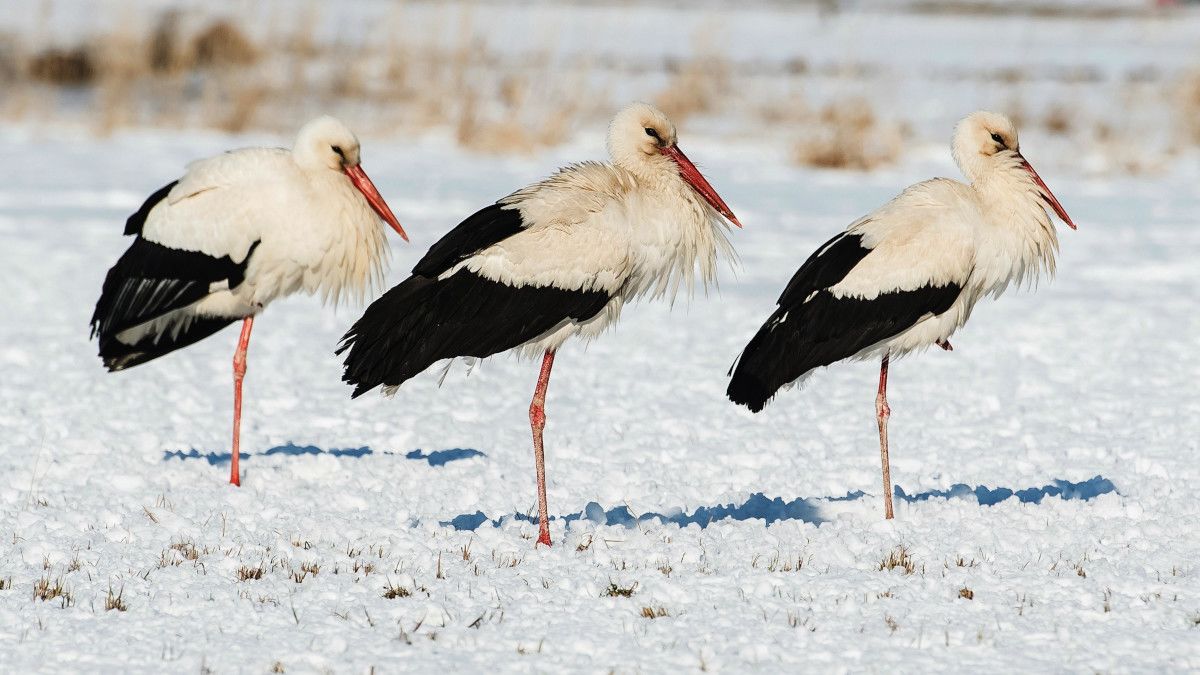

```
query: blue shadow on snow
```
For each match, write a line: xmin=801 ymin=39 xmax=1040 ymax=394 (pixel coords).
xmin=444 ymin=475 xmax=1116 ymax=532
xmin=163 ymin=443 xmax=485 ymax=467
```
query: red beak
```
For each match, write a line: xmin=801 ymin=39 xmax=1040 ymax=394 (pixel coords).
xmin=660 ymin=145 xmax=742 ymax=228
xmin=344 ymin=164 xmax=408 ymax=242
xmin=1018 ymin=155 xmax=1076 ymax=230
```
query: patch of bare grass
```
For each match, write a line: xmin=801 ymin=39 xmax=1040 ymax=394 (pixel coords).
xmin=603 ymin=581 xmax=637 ymax=598
xmin=793 ymin=98 xmax=901 ymax=171
xmin=28 ymin=46 xmax=95 ymax=85
xmin=33 ymin=575 xmax=74 ymax=607
xmin=237 ymin=564 xmax=264 ymax=582
xmin=382 ymin=579 xmax=411 ymax=599
xmin=1043 ymin=104 xmax=1073 ymax=135
xmin=640 ymin=606 xmax=669 ymax=619
xmin=879 ymin=546 xmax=918 ymax=575
xmin=105 ymin=585 xmax=128 ymax=611
xmin=656 ymin=54 xmax=730 ymax=122
xmin=192 ymin=20 xmax=258 ymax=68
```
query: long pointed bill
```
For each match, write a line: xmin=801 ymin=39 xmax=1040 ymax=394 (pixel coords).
xmin=660 ymin=145 xmax=742 ymax=228
xmin=344 ymin=164 xmax=408 ymax=241
xmin=1018 ymin=155 xmax=1076 ymax=230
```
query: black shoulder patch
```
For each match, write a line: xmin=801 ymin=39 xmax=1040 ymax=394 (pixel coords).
xmin=777 ymin=232 xmax=870 ymax=306
xmin=413 ymin=203 xmax=525 ymax=277
xmin=124 ymin=181 xmax=178 ymax=236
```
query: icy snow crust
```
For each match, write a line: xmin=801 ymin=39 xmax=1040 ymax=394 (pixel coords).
xmin=1 ymin=127 xmax=1198 ymax=672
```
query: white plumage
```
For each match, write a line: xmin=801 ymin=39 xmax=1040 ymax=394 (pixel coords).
xmin=339 ymin=102 xmax=742 ymax=546
xmin=91 ymin=115 xmax=407 ymax=486
xmin=728 ymin=110 xmax=1075 ymax=519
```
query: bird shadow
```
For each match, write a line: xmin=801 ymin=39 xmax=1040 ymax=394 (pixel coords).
xmin=443 ymin=475 xmax=1117 ymax=532
xmin=162 ymin=443 xmax=485 ymax=467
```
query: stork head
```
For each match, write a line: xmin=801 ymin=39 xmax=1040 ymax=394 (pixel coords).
xmin=608 ymin=102 xmax=742 ymax=228
xmin=953 ymin=110 xmax=1075 ymax=230
xmin=293 ymin=116 xmax=408 ymax=241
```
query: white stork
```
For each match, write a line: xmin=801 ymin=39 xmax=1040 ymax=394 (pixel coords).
xmin=727 ymin=110 xmax=1076 ymax=519
xmin=90 ymin=116 xmax=407 ymax=487
xmin=338 ymin=102 xmax=741 ymax=546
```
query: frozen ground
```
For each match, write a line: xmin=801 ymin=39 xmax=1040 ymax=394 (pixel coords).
xmin=0 ymin=119 xmax=1199 ymax=673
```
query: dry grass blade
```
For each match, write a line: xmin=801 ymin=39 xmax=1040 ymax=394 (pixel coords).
xmin=106 ymin=585 xmax=128 ymax=611
xmin=879 ymin=546 xmax=917 ymax=575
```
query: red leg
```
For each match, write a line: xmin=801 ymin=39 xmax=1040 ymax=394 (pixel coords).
xmin=230 ymin=316 xmax=254 ymax=487
xmin=876 ymin=352 xmax=894 ymax=519
xmin=529 ymin=350 xmax=556 ymax=546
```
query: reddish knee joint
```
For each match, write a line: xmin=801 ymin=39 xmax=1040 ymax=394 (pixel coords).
xmin=876 ymin=398 xmax=890 ymax=419
xmin=529 ymin=403 xmax=545 ymax=430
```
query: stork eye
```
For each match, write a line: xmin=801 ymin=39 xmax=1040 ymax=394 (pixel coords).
xmin=644 ymin=127 xmax=659 ymax=139
xmin=331 ymin=145 xmax=345 ymax=159
xmin=990 ymin=132 xmax=1006 ymax=147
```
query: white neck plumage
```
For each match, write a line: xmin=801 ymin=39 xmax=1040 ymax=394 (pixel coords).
xmin=970 ymin=158 xmax=1061 ymax=295
xmin=622 ymin=169 xmax=737 ymax=304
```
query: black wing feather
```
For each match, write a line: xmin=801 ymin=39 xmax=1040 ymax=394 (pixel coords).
xmin=776 ymin=232 xmax=872 ymax=305
xmin=124 ymin=181 xmax=178 ymax=236
xmin=90 ymin=238 xmax=258 ymax=370
xmin=413 ymin=203 xmax=525 ymax=277
xmin=339 ymin=272 xmax=610 ymax=397
xmin=728 ymin=232 xmax=962 ymax=412
xmin=97 ymin=315 xmax=238 ymax=372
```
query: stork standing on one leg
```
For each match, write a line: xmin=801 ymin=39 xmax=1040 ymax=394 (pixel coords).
xmin=338 ymin=102 xmax=741 ymax=546
xmin=90 ymin=116 xmax=408 ymax=486
xmin=727 ymin=111 xmax=1076 ymax=519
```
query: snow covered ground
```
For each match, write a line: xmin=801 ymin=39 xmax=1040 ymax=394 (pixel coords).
xmin=1 ymin=114 xmax=1198 ymax=673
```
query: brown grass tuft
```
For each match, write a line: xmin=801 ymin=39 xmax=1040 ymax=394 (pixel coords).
xmin=603 ymin=581 xmax=637 ymax=598
xmin=192 ymin=20 xmax=258 ymax=68
xmin=1043 ymin=104 xmax=1073 ymax=135
xmin=28 ymin=47 xmax=95 ymax=85
xmin=640 ymin=606 xmax=669 ymax=619
xmin=105 ymin=585 xmax=128 ymax=611
xmin=878 ymin=546 xmax=917 ymax=575
xmin=237 ymin=564 xmax=264 ymax=581
xmin=382 ymin=579 xmax=411 ymax=599
xmin=958 ymin=587 xmax=974 ymax=600
xmin=793 ymin=98 xmax=900 ymax=171
xmin=656 ymin=55 xmax=730 ymax=122
xmin=33 ymin=575 xmax=74 ymax=607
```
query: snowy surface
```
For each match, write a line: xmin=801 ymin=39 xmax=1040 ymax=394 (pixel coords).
xmin=1 ymin=120 xmax=1199 ymax=673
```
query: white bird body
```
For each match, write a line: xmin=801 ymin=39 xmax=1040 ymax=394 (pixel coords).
xmin=727 ymin=110 xmax=1075 ymax=520
xmin=161 ymin=149 xmax=387 ymax=303
xmin=450 ymin=158 xmax=734 ymax=356
xmin=92 ymin=115 xmax=407 ymax=486
xmin=123 ymin=145 xmax=390 ymax=351
xmin=826 ymin=164 xmax=1060 ymax=362
xmin=339 ymin=102 xmax=742 ymax=546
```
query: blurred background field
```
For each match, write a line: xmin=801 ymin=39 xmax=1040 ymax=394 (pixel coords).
xmin=2 ymin=0 xmax=1199 ymax=175
xmin=3 ymin=2 xmax=1200 ymax=672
